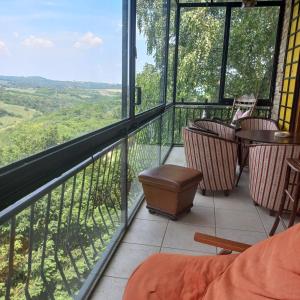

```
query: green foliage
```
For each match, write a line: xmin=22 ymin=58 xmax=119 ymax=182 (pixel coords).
xmin=0 ymin=85 xmax=121 ymax=167
xmin=136 ymin=64 xmax=161 ymax=112
xmin=177 ymin=7 xmax=225 ymax=101
xmin=225 ymin=7 xmax=279 ymax=98
xmin=136 ymin=4 xmax=279 ymax=103
xmin=0 ymin=110 xmax=174 ymax=299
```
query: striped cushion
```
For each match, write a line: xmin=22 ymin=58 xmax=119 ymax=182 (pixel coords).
xmin=193 ymin=120 xmax=236 ymax=141
xmin=249 ymin=144 xmax=300 ymax=211
xmin=183 ymin=128 xmax=238 ymax=192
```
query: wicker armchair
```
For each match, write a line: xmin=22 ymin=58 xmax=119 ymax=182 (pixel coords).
xmin=183 ymin=127 xmax=238 ymax=195
xmin=238 ymin=117 xmax=279 ymax=167
xmin=249 ymin=144 xmax=300 ymax=214
xmin=239 ymin=117 xmax=279 ymax=131
xmin=192 ymin=119 xmax=236 ymax=141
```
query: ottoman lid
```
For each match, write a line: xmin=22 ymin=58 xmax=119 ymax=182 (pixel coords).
xmin=138 ymin=164 xmax=202 ymax=192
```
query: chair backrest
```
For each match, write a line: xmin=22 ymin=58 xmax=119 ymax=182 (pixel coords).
xmin=239 ymin=117 xmax=279 ymax=131
xmin=183 ymin=127 xmax=238 ymax=192
xmin=231 ymin=94 xmax=257 ymax=121
xmin=192 ymin=119 xmax=236 ymax=141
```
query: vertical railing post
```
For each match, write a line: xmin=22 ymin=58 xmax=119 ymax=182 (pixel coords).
xmin=5 ymin=216 xmax=16 ymax=300
xmin=129 ymin=0 xmax=136 ymax=119
xmin=122 ymin=0 xmax=129 ymax=118
xmin=173 ymin=3 xmax=180 ymax=104
xmin=121 ymin=137 xmax=128 ymax=228
xmin=219 ymin=6 xmax=231 ymax=104
xmin=159 ymin=115 xmax=163 ymax=164
xmin=163 ymin=0 xmax=171 ymax=105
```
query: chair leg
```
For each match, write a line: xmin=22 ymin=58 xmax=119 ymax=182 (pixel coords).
xmin=253 ymin=200 xmax=259 ymax=207
xmin=269 ymin=210 xmax=276 ymax=217
xmin=224 ymin=190 xmax=229 ymax=197
xmin=201 ymin=189 xmax=206 ymax=196
xmin=270 ymin=166 xmax=291 ymax=236
xmin=288 ymin=180 xmax=300 ymax=228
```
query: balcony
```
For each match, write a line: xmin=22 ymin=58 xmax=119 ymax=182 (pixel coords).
xmin=2 ymin=0 xmax=300 ymax=299
xmin=90 ymin=146 xmax=300 ymax=299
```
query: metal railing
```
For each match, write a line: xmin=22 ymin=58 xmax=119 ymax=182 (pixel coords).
xmin=0 ymin=103 xmax=273 ymax=299
xmin=0 ymin=108 xmax=174 ymax=300
xmin=173 ymin=104 xmax=271 ymax=144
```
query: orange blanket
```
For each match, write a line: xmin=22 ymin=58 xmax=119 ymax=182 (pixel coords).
xmin=123 ymin=224 xmax=300 ymax=300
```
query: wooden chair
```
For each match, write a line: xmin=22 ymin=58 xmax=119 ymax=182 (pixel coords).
xmin=213 ymin=94 xmax=257 ymax=125
xmin=230 ymin=94 xmax=257 ymax=123
xmin=270 ymin=158 xmax=300 ymax=236
xmin=194 ymin=232 xmax=251 ymax=254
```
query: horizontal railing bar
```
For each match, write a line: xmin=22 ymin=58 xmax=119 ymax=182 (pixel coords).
xmin=0 ymin=104 xmax=171 ymax=210
xmin=175 ymin=101 xmax=271 ymax=106
xmin=175 ymin=104 xmax=271 ymax=109
xmin=0 ymin=138 xmax=124 ymax=224
xmin=179 ymin=1 xmax=282 ymax=8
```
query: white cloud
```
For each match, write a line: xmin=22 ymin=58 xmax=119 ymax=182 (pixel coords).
xmin=0 ymin=40 xmax=9 ymax=55
xmin=73 ymin=32 xmax=102 ymax=49
xmin=22 ymin=35 xmax=54 ymax=48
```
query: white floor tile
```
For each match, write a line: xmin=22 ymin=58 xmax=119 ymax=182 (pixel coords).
xmin=90 ymin=276 xmax=127 ymax=300
xmin=179 ymin=206 xmax=215 ymax=227
xmin=135 ymin=201 xmax=169 ymax=223
xmin=105 ymin=242 xmax=159 ymax=278
xmin=123 ymin=218 xmax=167 ymax=246
xmin=215 ymin=208 xmax=265 ymax=232
xmin=162 ymin=222 xmax=216 ymax=254
xmin=193 ymin=191 xmax=214 ymax=208
xmin=216 ymin=227 xmax=267 ymax=245
xmin=213 ymin=188 xmax=257 ymax=213
xmin=160 ymin=247 xmax=214 ymax=256
xmin=256 ymin=207 xmax=286 ymax=235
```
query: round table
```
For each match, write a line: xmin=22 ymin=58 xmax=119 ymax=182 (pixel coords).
xmin=235 ymin=130 xmax=300 ymax=186
xmin=235 ymin=130 xmax=300 ymax=145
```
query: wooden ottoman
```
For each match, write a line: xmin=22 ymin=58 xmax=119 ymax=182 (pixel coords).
xmin=138 ymin=164 xmax=202 ymax=220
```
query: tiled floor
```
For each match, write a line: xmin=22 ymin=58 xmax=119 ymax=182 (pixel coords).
xmin=90 ymin=147 xmax=299 ymax=300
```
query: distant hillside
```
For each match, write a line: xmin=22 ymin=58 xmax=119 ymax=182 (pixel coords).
xmin=0 ymin=75 xmax=121 ymax=90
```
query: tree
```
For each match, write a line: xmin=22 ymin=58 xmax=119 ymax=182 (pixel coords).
xmin=136 ymin=3 xmax=279 ymax=102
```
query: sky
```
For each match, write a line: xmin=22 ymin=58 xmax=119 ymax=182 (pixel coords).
xmin=0 ymin=0 xmax=153 ymax=83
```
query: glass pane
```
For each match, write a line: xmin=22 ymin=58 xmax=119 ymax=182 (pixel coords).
xmin=0 ymin=1 xmax=125 ymax=169
xmin=127 ymin=118 xmax=160 ymax=216
xmin=135 ymin=0 xmax=168 ymax=113
xmin=225 ymin=7 xmax=279 ymax=99
xmin=177 ymin=7 xmax=226 ymax=102
xmin=0 ymin=143 xmax=125 ymax=299
xmin=161 ymin=108 xmax=173 ymax=161
xmin=166 ymin=0 xmax=177 ymax=103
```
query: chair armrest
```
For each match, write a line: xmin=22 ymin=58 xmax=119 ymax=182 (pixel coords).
xmin=194 ymin=232 xmax=251 ymax=253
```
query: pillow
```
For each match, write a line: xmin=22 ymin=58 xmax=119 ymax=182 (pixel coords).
xmin=241 ymin=109 xmax=250 ymax=118
xmin=203 ymin=223 xmax=300 ymax=300
xmin=232 ymin=108 xmax=243 ymax=122
xmin=231 ymin=109 xmax=251 ymax=126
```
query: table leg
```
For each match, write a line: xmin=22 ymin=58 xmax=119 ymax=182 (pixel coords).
xmin=236 ymin=143 xmax=249 ymax=187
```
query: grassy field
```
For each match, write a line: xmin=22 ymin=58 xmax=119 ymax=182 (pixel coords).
xmin=0 ymin=100 xmax=39 ymax=130
xmin=0 ymin=85 xmax=121 ymax=167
